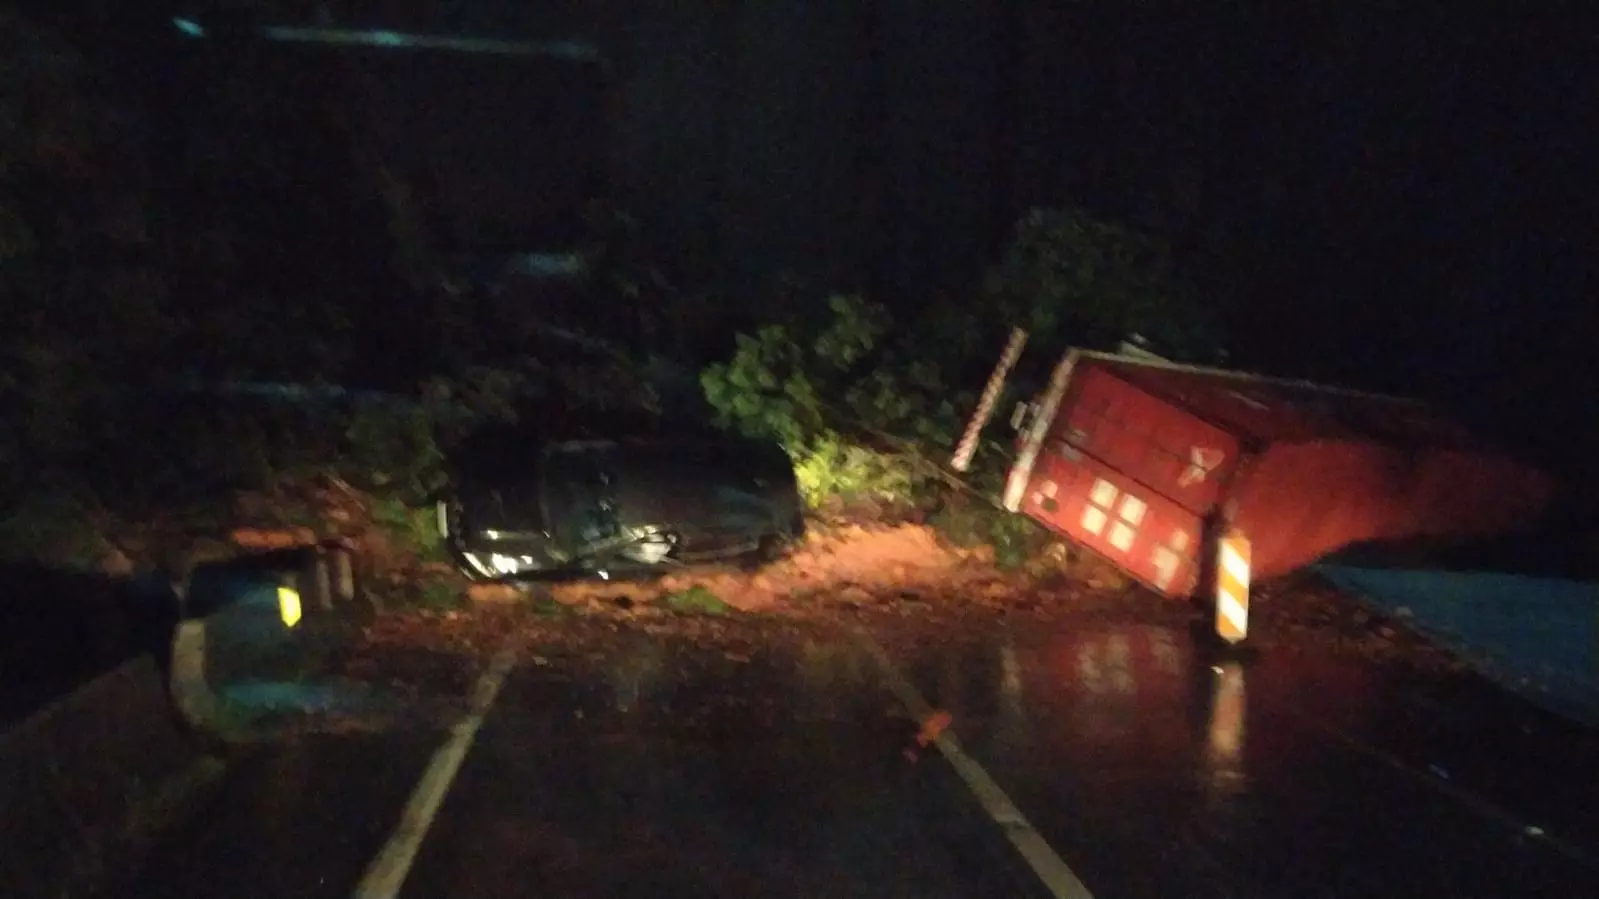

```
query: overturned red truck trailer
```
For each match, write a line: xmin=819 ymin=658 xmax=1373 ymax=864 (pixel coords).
xmin=1003 ymin=349 xmax=1554 ymax=598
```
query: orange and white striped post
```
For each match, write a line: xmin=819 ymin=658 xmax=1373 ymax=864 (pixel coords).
xmin=951 ymin=327 xmax=1028 ymax=472
xmin=1215 ymin=530 xmax=1251 ymax=644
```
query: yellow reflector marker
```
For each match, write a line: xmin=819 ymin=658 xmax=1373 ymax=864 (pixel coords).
xmin=1215 ymin=530 xmax=1251 ymax=644
xmin=278 ymin=585 xmax=303 ymax=628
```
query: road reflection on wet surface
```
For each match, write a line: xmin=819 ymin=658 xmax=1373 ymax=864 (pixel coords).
xmin=886 ymin=617 xmax=1599 ymax=898
xmin=396 ymin=626 xmax=1046 ymax=898
xmin=116 ymin=611 xmax=1599 ymax=899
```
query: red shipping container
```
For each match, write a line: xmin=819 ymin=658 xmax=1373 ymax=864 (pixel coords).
xmin=1004 ymin=350 xmax=1554 ymax=597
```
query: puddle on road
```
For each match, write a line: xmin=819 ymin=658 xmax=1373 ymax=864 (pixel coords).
xmin=198 ymin=607 xmax=1599 ymax=898
xmin=240 ymin=601 xmax=1599 ymax=864
xmin=577 ymin=625 xmax=904 ymax=736
xmin=886 ymin=620 xmax=1337 ymax=820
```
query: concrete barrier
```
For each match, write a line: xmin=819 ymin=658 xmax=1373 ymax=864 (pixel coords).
xmin=0 ymin=540 xmax=366 ymax=897
xmin=171 ymin=540 xmax=365 ymax=735
xmin=0 ymin=655 xmax=224 ymax=899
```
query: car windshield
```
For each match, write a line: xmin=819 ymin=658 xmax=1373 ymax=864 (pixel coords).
xmin=540 ymin=441 xmax=622 ymax=547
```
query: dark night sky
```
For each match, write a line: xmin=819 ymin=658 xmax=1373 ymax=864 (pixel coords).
xmin=602 ymin=3 xmax=1597 ymax=471
xmin=41 ymin=2 xmax=1599 ymax=476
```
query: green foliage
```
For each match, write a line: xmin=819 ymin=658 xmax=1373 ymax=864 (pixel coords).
xmin=791 ymin=432 xmax=916 ymax=509
xmin=698 ymin=291 xmax=1016 ymax=515
xmin=812 ymin=293 xmax=890 ymax=369
xmin=984 ymin=207 xmax=1221 ymax=357
xmin=530 ymin=595 xmax=570 ymax=619
xmin=342 ymin=404 xmax=446 ymax=502
xmin=663 ymin=585 xmax=731 ymax=616
xmin=927 ymin=498 xmax=1054 ymax=571
xmin=701 ymin=294 xmax=924 ymax=510
xmin=701 ymin=323 xmax=820 ymax=447
xmin=699 ymin=205 xmax=1213 ymax=565
xmin=412 ymin=580 xmax=464 ymax=613
xmin=842 ymin=360 xmax=968 ymax=448
xmin=700 ymin=294 xmax=888 ymax=445
xmin=985 ymin=511 xmax=1054 ymax=571
xmin=369 ymin=494 xmax=446 ymax=563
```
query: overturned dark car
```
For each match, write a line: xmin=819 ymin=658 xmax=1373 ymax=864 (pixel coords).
xmin=437 ymin=426 xmax=806 ymax=582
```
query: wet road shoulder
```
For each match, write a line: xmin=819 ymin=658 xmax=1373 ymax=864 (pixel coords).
xmin=114 ymin=730 xmax=446 ymax=899
xmin=880 ymin=615 xmax=1599 ymax=899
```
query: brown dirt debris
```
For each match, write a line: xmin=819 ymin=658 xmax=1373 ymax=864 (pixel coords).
xmin=509 ymin=521 xmax=1135 ymax=616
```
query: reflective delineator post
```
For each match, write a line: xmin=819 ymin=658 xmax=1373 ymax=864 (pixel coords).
xmin=309 ymin=550 xmax=333 ymax=612
xmin=277 ymin=571 xmax=304 ymax=629
xmin=330 ymin=546 xmax=356 ymax=604
xmin=952 ymin=327 xmax=1028 ymax=472
xmin=1215 ymin=530 xmax=1251 ymax=644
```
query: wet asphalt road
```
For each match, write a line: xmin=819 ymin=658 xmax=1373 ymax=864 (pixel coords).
xmin=116 ymin=613 xmax=1599 ymax=899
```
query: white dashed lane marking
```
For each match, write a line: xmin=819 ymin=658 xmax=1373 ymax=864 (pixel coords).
xmin=855 ymin=628 xmax=1097 ymax=899
xmin=350 ymin=639 xmax=520 ymax=899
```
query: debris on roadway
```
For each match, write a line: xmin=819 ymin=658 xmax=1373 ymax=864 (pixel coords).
xmin=307 ymin=514 xmax=1480 ymax=726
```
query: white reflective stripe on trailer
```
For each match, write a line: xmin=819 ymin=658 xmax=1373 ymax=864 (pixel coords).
xmin=1003 ymin=350 xmax=1083 ymax=512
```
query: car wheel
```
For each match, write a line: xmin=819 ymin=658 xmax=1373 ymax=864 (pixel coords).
xmin=739 ymin=540 xmax=778 ymax=571
xmin=745 ymin=519 xmax=803 ymax=569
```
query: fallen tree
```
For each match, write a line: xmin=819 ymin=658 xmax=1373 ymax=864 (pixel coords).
xmin=698 ymin=206 xmax=1226 ymax=568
